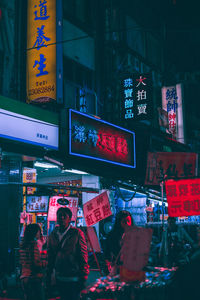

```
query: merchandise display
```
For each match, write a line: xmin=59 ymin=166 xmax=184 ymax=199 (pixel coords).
xmin=81 ymin=267 xmax=177 ymax=300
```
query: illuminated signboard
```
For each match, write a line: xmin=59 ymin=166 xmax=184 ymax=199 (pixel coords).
xmin=69 ymin=109 xmax=136 ymax=168
xmin=0 ymin=108 xmax=59 ymax=149
xmin=26 ymin=196 xmax=49 ymax=213
xmin=26 ymin=0 xmax=56 ymax=103
xmin=165 ymin=178 xmax=200 ymax=217
xmin=162 ymin=84 xmax=185 ymax=143
xmin=121 ymin=73 xmax=153 ymax=122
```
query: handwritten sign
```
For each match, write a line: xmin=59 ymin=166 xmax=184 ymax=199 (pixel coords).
xmin=83 ymin=191 xmax=112 ymax=226
xmin=166 ymin=178 xmax=200 ymax=217
xmin=121 ymin=227 xmax=152 ymax=271
xmin=145 ymin=152 xmax=197 ymax=186
xmin=48 ymin=196 xmax=78 ymax=222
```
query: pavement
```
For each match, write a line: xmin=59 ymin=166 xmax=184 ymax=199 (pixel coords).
xmin=0 ymin=271 xmax=100 ymax=300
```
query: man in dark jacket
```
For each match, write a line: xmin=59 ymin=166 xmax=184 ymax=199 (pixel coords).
xmin=47 ymin=207 xmax=89 ymax=300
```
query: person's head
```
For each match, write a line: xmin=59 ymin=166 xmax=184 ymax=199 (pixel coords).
xmin=167 ymin=217 xmax=177 ymax=230
xmin=113 ymin=210 xmax=134 ymax=233
xmin=22 ymin=223 xmax=41 ymax=247
xmin=57 ymin=207 xmax=72 ymax=230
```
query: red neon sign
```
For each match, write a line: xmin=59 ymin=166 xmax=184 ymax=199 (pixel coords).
xmin=165 ymin=178 xmax=200 ymax=217
xmin=69 ymin=109 xmax=136 ymax=168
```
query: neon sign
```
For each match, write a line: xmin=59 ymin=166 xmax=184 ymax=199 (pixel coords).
xmin=69 ymin=109 xmax=136 ymax=168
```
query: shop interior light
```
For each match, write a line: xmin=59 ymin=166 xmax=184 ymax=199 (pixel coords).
xmin=61 ymin=169 xmax=89 ymax=175
xmin=34 ymin=162 xmax=60 ymax=169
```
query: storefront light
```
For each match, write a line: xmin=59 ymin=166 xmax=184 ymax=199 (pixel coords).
xmin=61 ymin=169 xmax=88 ymax=175
xmin=34 ymin=162 xmax=60 ymax=169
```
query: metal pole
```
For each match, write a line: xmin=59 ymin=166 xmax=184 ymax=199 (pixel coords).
xmin=161 ymin=180 xmax=164 ymax=228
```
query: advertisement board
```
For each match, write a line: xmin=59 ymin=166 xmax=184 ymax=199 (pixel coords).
xmin=83 ymin=191 xmax=112 ymax=227
xmin=26 ymin=196 xmax=49 ymax=213
xmin=69 ymin=109 xmax=136 ymax=168
xmin=26 ymin=0 xmax=56 ymax=103
xmin=145 ymin=152 xmax=197 ymax=186
xmin=166 ymin=178 xmax=200 ymax=217
xmin=48 ymin=196 xmax=78 ymax=222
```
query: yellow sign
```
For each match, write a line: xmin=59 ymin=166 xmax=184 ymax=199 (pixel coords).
xmin=26 ymin=0 xmax=56 ymax=103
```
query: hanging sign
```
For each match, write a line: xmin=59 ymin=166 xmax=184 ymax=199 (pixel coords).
xmin=166 ymin=178 xmax=200 ymax=217
xmin=27 ymin=0 xmax=56 ymax=103
xmin=145 ymin=152 xmax=197 ymax=186
xmin=69 ymin=109 xmax=136 ymax=168
xmin=48 ymin=196 xmax=78 ymax=222
xmin=83 ymin=191 xmax=112 ymax=226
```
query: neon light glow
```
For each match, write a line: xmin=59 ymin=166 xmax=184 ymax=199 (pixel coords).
xmin=69 ymin=109 xmax=136 ymax=168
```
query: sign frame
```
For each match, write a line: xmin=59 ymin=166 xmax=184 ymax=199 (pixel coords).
xmin=69 ymin=109 xmax=136 ymax=169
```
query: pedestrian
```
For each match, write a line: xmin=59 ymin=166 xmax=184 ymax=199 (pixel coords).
xmin=104 ymin=210 xmax=134 ymax=275
xmin=159 ymin=217 xmax=195 ymax=267
xmin=19 ymin=223 xmax=46 ymax=300
xmin=46 ymin=207 xmax=89 ymax=300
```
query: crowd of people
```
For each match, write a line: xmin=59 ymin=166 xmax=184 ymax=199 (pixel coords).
xmin=1 ymin=210 xmax=199 ymax=300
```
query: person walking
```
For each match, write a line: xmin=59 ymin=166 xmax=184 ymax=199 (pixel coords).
xmin=46 ymin=207 xmax=89 ymax=300
xmin=19 ymin=223 xmax=45 ymax=300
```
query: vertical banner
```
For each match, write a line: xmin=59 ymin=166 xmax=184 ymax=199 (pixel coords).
xmin=121 ymin=73 xmax=153 ymax=123
xmin=162 ymin=84 xmax=184 ymax=143
xmin=27 ymin=0 xmax=56 ymax=104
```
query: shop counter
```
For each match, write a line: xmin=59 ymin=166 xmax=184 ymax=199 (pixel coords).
xmin=81 ymin=267 xmax=177 ymax=300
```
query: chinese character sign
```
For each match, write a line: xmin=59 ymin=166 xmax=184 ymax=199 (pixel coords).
xmin=69 ymin=109 xmax=136 ymax=168
xmin=27 ymin=0 xmax=56 ymax=104
xmin=145 ymin=152 xmax=197 ymax=186
xmin=166 ymin=179 xmax=200 ymax=217
xmin=48 ymin=196 xmax=78 ymax=222
xmin=162 ymin=84 xmax=185 ymax=143
xmin=121 ymin=227 xmax=152 ymax=271
xmin=83 ymin=191 xmax=112 ymax=226
xmin=121 ymin=73 xmax=153 ymax=122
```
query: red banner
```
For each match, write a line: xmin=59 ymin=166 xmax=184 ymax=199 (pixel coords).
xmin=165 ymin=178 xmax=200 ymax=217
xmin=145 ymin=152 xmax=197 ymax=186
xmin=83 ymin=191 xmax=112 ymax=226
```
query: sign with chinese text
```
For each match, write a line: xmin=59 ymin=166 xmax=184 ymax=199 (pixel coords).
xmin=162 ymin=84 xmax=184 ymax=143
xmin=121 ymin=227 xmax=152 ymax=271
xmin=23 ymin=168 xmax=37 ymax=195
xmin=121 ymin=73 xmax=153 ymax=122
xmin=145 ymin=152 xmax=197 ymax=186
xmin=166 ymin=178 xmax=200 ymax=217
xmin=26 ymin=196 xmax=49 ymax=213
xmin=83 ymin=191 xmax=112 ymax=226
xmin=27 ymin=0 xmax=56 ymax=103
xmin=69 ymin=109 xmax=136 ymax=168
xmin=48 ymin=196 xmax=78 ymax=222
xmin=0 ymin=108 xmax=59 ymax=149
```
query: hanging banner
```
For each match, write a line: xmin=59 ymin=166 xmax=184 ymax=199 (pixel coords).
xmin=48 ymin=196 xmax=78 ymax=222
xmin=145 ymin=152 xmax=197 ymax=186
xmin=27 ymin=0 xmax=56 ymax=103
xmin=166 ymin=178 xmax=200 ymax=217
xmin=83 ymin=191 xmax=112 ymax=226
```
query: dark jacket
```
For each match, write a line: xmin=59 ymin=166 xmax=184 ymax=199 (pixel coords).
xmin=47 ymin=226 xmax=89 ymax=282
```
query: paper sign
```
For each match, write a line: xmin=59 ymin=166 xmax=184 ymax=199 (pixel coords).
xmin=83 ymin=191 xmax=112 ymax=226
xmin=121 ymin=227 xmax=152 ymax=271
xmin=48 ymin=196 xmax=78 ymax=222
xmin=166 ymin=178 xmax=200 ymax=217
